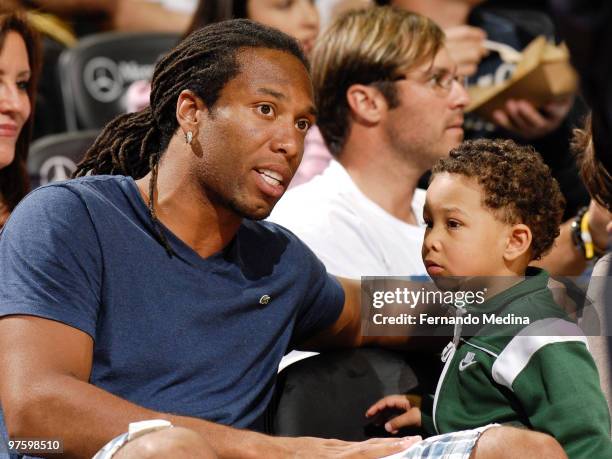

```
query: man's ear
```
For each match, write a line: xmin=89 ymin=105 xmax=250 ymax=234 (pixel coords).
xmin=346 ymin=84 xmax=387 ymax=125
xmin=503 ymin=223 xmax=532 ymax=262
xmin=176 ymin=89 xmax=205 ymax=138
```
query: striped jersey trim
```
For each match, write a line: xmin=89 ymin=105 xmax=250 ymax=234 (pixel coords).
xmin=491 ymin=318 xmax=588 ymax=390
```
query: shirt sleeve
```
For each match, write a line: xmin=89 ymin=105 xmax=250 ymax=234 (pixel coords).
xmin=0 ymin=185 xmax=103 ymax=339
xmin=289 ymin=239 xmax=345 ymax=346
xmin=511 ymin=341 xmax=612 ymax=459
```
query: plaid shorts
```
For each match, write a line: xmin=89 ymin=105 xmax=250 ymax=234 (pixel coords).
xmin=382 ymin=424 xmax=500 ymax=459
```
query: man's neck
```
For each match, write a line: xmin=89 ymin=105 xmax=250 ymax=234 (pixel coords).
xmin=392 ymin=0 xmax=473 ymax=28
xmin=339 ymin=136 xmax=426 ymax=225
xmin=135 ymin=155 xmax=242 ymax=259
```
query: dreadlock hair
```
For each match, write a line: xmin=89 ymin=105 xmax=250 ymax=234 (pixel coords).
xmin=74 ymin=19 xmax=308 ymax=256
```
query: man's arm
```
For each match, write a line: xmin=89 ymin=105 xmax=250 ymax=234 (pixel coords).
xmin=301 ymin=277 xmax=443 ymax=351
xmin=0 ymin=316 xmax=415 ymax=459
xmin=299 ymin=277 xmax=363 ymax=349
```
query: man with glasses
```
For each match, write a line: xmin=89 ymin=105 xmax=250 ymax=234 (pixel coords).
xmin=270 ymin=6 xmax=469 ymax=278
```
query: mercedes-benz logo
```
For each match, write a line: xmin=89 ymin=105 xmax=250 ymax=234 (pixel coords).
xmin=39 ymin=156 xmax=77 ymax=185
xmin=84 ymin=56 xmax=124 ymax=103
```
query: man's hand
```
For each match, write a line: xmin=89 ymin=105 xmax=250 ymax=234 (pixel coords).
xmin=491 ymin=97 xmax=573 ymax=140
xmin=289 ymin=436 xmax=422 ymax=458
xmin=365 ymin=395 xmax=422 ymax=435
xmin=444 ymin=26 xmax=488 ymax=77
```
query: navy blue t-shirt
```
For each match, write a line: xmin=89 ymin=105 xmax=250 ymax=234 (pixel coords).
xmin=0 ymin=176 xmax=344 ymax=431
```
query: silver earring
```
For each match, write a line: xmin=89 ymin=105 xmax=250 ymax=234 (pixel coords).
xmin=185 ymin=131 xmax=193 ymax=144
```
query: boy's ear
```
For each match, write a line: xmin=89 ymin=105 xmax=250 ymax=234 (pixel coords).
xmin=503 ymin=223 xmax=532 ymax=262
xmin=346 ymin=84 xmax=386 ymax=125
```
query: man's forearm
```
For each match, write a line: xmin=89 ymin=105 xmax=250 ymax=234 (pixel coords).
xmin=6 ymin=373 xmax=283 ymax=459
xmin=303 ymin=277 xmax=444 ymax=352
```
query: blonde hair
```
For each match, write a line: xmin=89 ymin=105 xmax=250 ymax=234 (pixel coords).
xmin=312 ymin=6 xmax=444 ymax=156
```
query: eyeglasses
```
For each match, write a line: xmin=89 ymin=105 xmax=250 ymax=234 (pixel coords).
xmin=393 ymin=68 xmax=466 ymax=93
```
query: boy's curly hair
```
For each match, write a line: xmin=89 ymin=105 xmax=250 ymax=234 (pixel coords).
xmin=431 ymin=139 xmax=565 ymax=260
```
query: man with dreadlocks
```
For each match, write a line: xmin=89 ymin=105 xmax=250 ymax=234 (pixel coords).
xmin=0 ymin=18 xmax=566 ymax=459
xmin=0 ymin=18 xmax=420 ymax=459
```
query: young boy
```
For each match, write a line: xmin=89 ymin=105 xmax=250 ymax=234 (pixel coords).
xmin=367 ymin=139 xmax=612 ymax=459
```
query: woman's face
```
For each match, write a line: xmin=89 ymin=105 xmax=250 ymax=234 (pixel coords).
xmin=0 ymin=31 xmax=31 ymax=170
xmin=247 ymin=0 xmax=320 ymax=55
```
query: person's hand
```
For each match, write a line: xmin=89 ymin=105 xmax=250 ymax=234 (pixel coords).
xmin=365 ymin=395 xmax=422 ymax=435
xmin=588 ymin=199 xmax=612 ymax=252
xmin=444 ymin=25 xmax=488 ymax=77
xmin=290 ymin=435 xmax=422 ymax=458
xmin=491 ymin=97 xmax=573 ymax=140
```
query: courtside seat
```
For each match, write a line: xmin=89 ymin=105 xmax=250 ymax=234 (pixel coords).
xmin=58 ymin=32 xmax=179 ymax=130
xmin=269 ymin=348 xmax=436 ymax=440
xmin=28 ymin=130 xmax=99 ymax=188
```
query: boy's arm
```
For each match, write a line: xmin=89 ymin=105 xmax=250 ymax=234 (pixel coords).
xmin=497 ymin=339 xmax=612 ymax=458
xmin=365 ymin=395 xmax=422 ymax=434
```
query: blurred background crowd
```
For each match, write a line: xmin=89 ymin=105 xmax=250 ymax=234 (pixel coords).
xmin=1 ymin=0 xmax=603 ymax=206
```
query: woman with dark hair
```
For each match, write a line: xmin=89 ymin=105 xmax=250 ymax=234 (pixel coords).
xmin=0 ymin=9 xmax=40 ymax=228
xmin=560 ymin=115 xmax=611 ymax=261
xmin=573 ymin=114 xmax=612 ymax=212
xmin=188 ymin=0 xmax=318 ymax=54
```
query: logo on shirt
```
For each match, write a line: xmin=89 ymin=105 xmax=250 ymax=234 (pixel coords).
xmin=458 ymin=351 xmax=477 ymax=372
xmin=259 ymin=295 xmax=271 ymax=305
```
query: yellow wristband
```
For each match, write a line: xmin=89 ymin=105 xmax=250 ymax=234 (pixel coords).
xmin=580 ymin=211 xmax=594 ymax=260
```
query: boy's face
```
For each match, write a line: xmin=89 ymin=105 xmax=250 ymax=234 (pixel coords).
xmin=422 ymin=173 xmax=514 ymax=279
